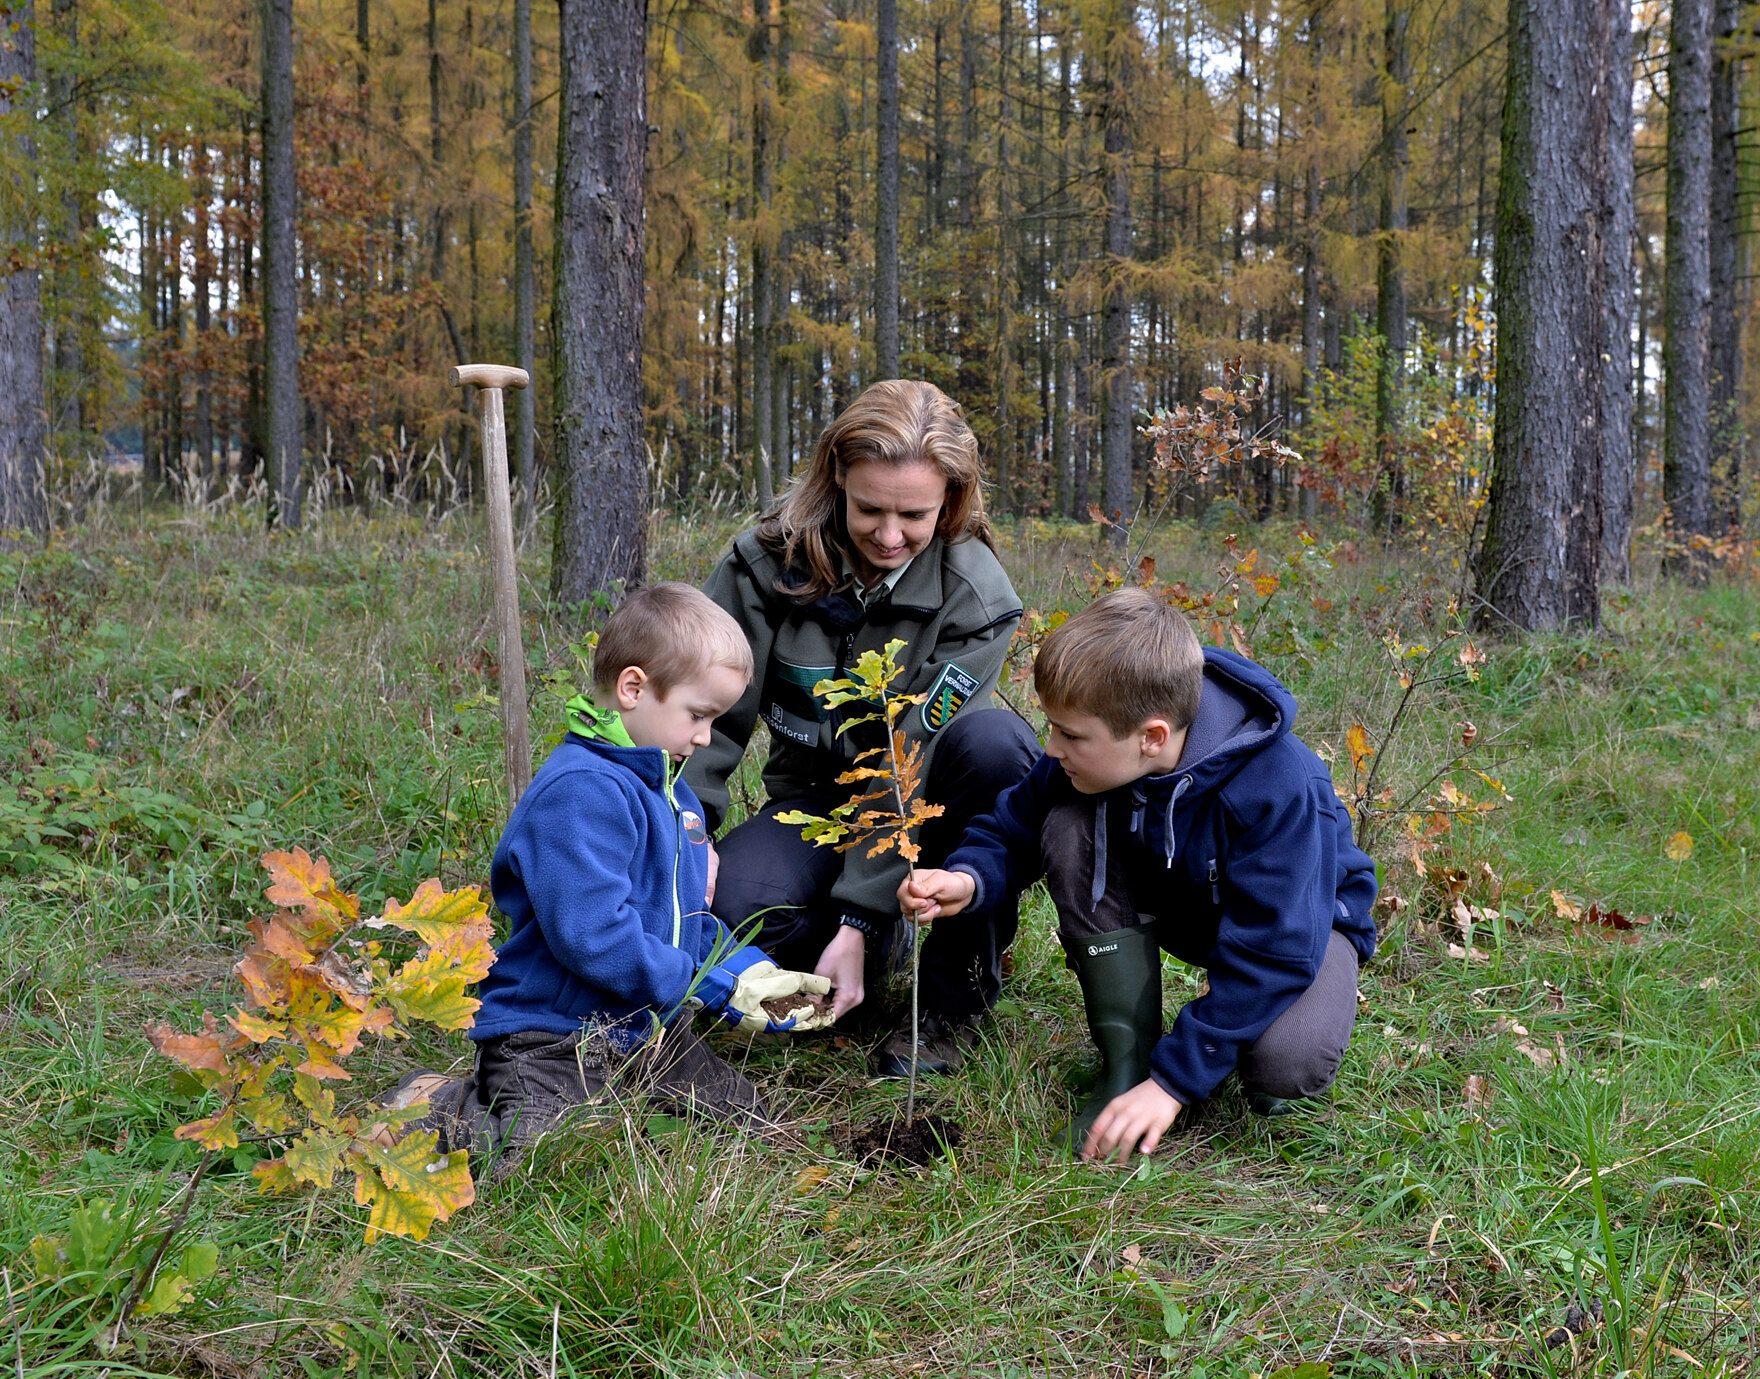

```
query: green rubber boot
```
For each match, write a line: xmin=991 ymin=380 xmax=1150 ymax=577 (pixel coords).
xmin=1053 ymin=923 xmax=1163 ymax=1157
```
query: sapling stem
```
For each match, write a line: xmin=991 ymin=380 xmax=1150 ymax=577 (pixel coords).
xmin=877 ymin=677 xmax=923 ymax=1122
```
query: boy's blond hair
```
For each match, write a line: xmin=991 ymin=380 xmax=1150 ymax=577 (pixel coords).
xmin=1034 ymin=587 xmax=1204 ymax=737
xmin=592 ymin=583 xmax=754 ymax=695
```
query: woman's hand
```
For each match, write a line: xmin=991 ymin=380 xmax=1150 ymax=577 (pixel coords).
xmin=897 ymin=868 xmax=975 ymax=923
xmin=815 ymin=925 xmax=867 ymax=1018
xmin=1081 ymin=1079 xmax=1183 ymax=1164
xmin=705 ymin=842 xmax=720 ymax=907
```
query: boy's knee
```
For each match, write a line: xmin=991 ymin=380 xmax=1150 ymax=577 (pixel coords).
xmin=1241 ymin=1030 xmax=1343 ymax=1100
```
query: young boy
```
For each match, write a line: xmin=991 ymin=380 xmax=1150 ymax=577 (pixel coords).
xmin=397 ymin=583 xmax=835 ymax=1159
xmin=901 ymin=587 xmax=1377 ymax=1162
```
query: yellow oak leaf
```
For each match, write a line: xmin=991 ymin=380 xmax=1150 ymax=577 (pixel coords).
xmin=253 ymin=1158 xmax=299 ymax=1195
xmin=355 ymin=1172 xmax=440 ymax=1243
xmin=371 ymin=878 xmax=491 ymax=948
xmin=384 ymin=950 xmax=481 ymax=1030
xmin=238 ymin=1093 xmax=295 ymax=1135
xmin=175 ymin=1107 xmax=239 ymax=1151
xmin=262 ymin=848 xmax=359 ymax=939
xmin=234 ymin=950 xmax=289 ymax=1009
xmin=250 ymin=914 xmax=316 ymax=966
xmin=295 ymin=1046 xmax=352 ymax=1080
xmin=285 ymin=1129 xmax=350 ymax=1188
xmin=230 ymin=1010 xmax=284 ymax=1044
xmin=292 ymin=1071 xmax=340 ymax=1126
xmin=1664 ymin=831 xmax=1694 ymax=862
xmin=1346 ymin=723 xmax=1375 ymax=775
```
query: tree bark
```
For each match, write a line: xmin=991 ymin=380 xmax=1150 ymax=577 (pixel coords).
xmin=1708 ymin=0 xmax=1742 ymax=528
xmin=1664 ymin=0 xmax=1712 ymax=568
xmin=1600 ymin=0 xmax=1635 ymax=583
xmin=1099 ymin=3 xmax=1134 ymax=548
xmin=1477 ymin=0 xmax=1610 ymax=630
xmin=512 ymin=0 xmax=536 ymax=524
xmin=260 ymin=0 xmax=302 ymax=527
xmin=550 ymin=0 xmax=647 ymax=602
xmin=1 ymin=0 xmax=47 ymax=545
xmin=874 ymin=0 xmax=899 ymax=380
xmin=1375 ymin=0 xmax=1409 ymax=527
xmin=749 ymin=0 xmax=774 ymax=508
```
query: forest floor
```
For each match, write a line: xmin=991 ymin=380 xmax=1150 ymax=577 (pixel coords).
xmin=2 ymin=502 xmax=1757 ymax=1378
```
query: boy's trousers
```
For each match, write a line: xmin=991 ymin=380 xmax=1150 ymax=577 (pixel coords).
xmin=711 ymin=707 xmax=1040 ymax=1019
xmin=1044 ymin=796 xmax=1359 ymax=1102
xmin=429 ymin=1020 xmax=772 ymax=1157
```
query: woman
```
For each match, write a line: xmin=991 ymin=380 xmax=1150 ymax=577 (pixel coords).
xmin=684 ymin=380 xmax=1039 ymax=1077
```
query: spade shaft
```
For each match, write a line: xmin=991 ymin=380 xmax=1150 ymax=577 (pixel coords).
xmin=451 ymin=363 xmax=532 ymax=808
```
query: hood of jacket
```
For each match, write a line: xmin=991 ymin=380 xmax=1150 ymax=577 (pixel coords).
xmin=1101 ymin=647 xmax=1294 ymax=877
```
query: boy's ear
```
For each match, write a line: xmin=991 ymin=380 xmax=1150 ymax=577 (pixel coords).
xmin=613 ymin=665 xmax=648 ymax=711
xmin=1140 ymin=717 xmax=1173 ymax=756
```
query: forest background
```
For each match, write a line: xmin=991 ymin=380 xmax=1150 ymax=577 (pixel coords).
xmin=0 ymin=0 xmax=1754 ymax=589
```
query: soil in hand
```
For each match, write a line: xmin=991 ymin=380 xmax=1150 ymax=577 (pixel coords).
xmin=847 ymin=1113 xmax=963 ymax=1168
xmin=761 ymin=992 xmax=834 ymax=1022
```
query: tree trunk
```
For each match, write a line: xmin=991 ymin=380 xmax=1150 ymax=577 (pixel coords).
xmin=874 ymin=0 xmax=899 ymax=380
xmin=1708 ymin=0 xmax=1742 ymax=528
xmin=1099 ymin=4 xmax=1134 ymax=548
xmin=1 ymin=0 xmax=47 ymax=545
xmin=1477 ymin=0 xmax=1609 ymax=630
xmin=749 ymin=0 xmax=774 ymax=508
xmin=1374 ymin=0 xmax=1409 ymax=528
xmin=550 ymin=0 xmax=647 ymax=602
xmin=193 ymin=139 xmax=215 ymax=484
xmin=260 ymin=0 xmax=301 ymax=527
xmin=513 ymin=0 xmax=536 ymax=523
xmin=1600 ymin=0 xmax=1635 ymax=583
xmin=1664 ymin=0 xmax=1712 ymax=568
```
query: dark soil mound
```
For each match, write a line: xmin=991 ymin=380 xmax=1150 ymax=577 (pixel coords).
xmin=760 ymin=993 xmax=833 ymax=1022
xmin=847 ymin=1113 xmax=963 ymax=1167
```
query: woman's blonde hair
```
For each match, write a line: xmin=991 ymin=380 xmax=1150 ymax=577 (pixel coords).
xmin=755 ymin=379 xmax=994 ymax=602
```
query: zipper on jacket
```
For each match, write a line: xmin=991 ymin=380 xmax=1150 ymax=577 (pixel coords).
xmin=1208 ymin=858 xmax=1220 ymax=905
xmin=666 ymin=757 xmax=684 ymax=947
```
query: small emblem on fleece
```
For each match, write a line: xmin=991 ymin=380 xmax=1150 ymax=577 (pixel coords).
xmin=922 ymin=661 xmax=983 ymax=734
xmin=681 ymin=811 xmax=707 ymax=845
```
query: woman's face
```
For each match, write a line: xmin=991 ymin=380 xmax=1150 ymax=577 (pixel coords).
xmin=841 ymin=458 xmax=947 ymax=585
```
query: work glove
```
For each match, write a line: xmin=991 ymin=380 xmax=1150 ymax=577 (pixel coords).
xmin=710 ymin=961 xmax=836 ymax=1034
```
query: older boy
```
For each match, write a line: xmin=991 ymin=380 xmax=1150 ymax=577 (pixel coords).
xmin=396 ymin=584 xmax=834 ymax=1158
xmin=901 ymin=587 xmax=1377 ymax=1162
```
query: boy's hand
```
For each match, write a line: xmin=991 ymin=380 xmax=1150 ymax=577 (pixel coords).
xmin=898 ymin=868 xmax=975 ymax=923
xmin=718 ymin=961 xmax=835 ymax=1034
xmin=816 ymin=925 xmax=866 ymax=1019
xmin=1081 ymin=1079 xmax=1184 ymax=1164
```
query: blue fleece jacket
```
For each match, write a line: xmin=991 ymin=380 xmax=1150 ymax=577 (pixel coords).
xmin=946 ymin=647 xmax=1377 ymax=1106
xmin=473 ymin=718 xmax=770 ymax=1048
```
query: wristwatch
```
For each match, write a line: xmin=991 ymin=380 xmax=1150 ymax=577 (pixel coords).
xmin=836 ymin=911 xmax=881 ymax=940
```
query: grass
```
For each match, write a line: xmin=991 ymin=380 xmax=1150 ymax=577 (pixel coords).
xmin=2 ymin=503 xmax=1758 ymax=1377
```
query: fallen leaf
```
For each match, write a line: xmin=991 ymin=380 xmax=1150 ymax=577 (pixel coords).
xmin=793 ymin=1165 xmax=832 ymax=1194
xmin=1121 ymin=1243 xmax=1143 ymax=1266
xmin=1664 ymin=831 xmax=1694 ymax=862
xmin=1698 ymin=976 xmax=1721 ymax=990
xmin=1460 ymin=720 xmax=1478 ymax=748
xmin=1544 ymin=981 xmax=1566 ymax=1010
xmin=1464 ymin=1074 xmax=1492 ymax=1111
xmin=1550 ymin=890 xmax=1583 ymax=922
xmin=1446 ymin=943 xmax=1491 ymax=964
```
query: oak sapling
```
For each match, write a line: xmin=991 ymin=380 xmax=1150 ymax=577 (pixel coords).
xmin=775 ymin=638 xmax=945 ymax=1120
xmin=145 ymin=849 xmax=493 ymax=1247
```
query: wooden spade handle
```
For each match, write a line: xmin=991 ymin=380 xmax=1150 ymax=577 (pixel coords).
xmin=450 ymin=363 xmax=530 ymax=391
xmin=451 ymin=364 xmax=533 ymax=807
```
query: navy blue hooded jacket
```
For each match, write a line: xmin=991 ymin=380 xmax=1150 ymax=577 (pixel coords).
xmin=945 ymin=647 xmax=1377 ymax=1106
xmin=474 ymin=724 xmax=769 ymax=1048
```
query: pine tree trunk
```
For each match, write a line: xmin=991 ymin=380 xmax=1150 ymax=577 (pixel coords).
xmin=1708 ymin=0 xmax=1742 ymax=528
xmin=193 ymin=140 xmax=215 ymax=484
xmin=1 ymin=0 xmax=47 ymax=545
xmin=260 ymin=0 xmax=301 ymax=527
xmin=1477 ymin=0 xmax=1609 ymax=630
xmin=550 ymin=0 xmax=647 ymax=602
xmin=750 ymin=0 xmax=774 ymax=508
xmin=1099 ymin=5 xmax=1134 ymax=548
xmin=874 ymin=0 xmax=900 ymax=381
xmin=512 ymin=0 xmax=536 ymax=523
xmin=1664 ymin=0 xmax=1713 ymax=569
xmin=1374 ymin=0 xmax=1409 ymax=528
xmin=1600 ymin=0 xmax=1636 ymax=583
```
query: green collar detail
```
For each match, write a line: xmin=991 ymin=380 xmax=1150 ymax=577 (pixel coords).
xmin=565 ymin=694 xmax=637 ymax=749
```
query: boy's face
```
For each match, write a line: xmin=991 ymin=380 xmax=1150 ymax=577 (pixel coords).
xmin=1042 ymin=703 xmax=1186 ymax=795
xmin=615 ymin=663 xmax=748 ymax=762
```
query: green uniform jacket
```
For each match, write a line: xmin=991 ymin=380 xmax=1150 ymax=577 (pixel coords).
xmin=685 ymin=528 xmax=1025 ymax=921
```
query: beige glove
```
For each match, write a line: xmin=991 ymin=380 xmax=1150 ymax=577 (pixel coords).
xmin=720 ymin=962 xmax=837 ymax=1034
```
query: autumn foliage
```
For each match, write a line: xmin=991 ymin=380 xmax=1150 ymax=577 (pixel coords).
xmin=145 ymin=850 xmax=493 ymax=1242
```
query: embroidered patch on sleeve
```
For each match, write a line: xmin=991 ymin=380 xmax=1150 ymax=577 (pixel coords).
xmin=921 ymin=661 xmax=983 ymax=734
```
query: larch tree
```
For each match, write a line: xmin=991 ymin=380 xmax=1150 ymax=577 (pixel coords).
xmin=512 ymin=0 xmax=536 ymax=524
xmin=260 ymin=0 xmax=301 ymax=527
xmin=1 ymin=0 xmax=47 ymax=546
xmin=550 ymin=0 xmax=648 ymax=603
xmin=1477 ymin=0 xmax=1612 ymax=630
xmin=1664 ymin=0 xmax=1712 ymax=569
